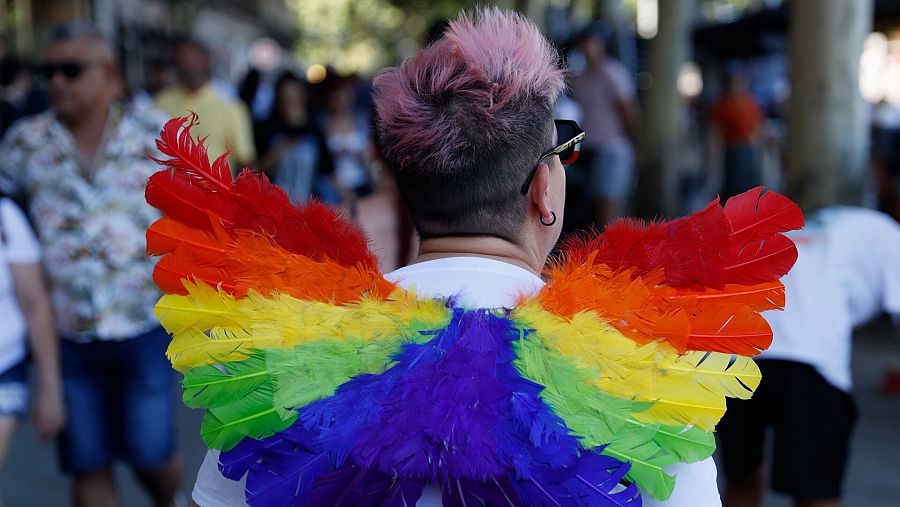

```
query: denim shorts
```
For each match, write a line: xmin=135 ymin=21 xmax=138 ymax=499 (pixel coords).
xmin=584 ymin=144 xmax=635 ymax=200
xmin=58 ymin=326 xmax=176 ymax=474
xmin=0 ymin=360 xmax=29 ymax=417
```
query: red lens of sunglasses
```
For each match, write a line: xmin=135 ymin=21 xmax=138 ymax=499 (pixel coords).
xmin=554 ymin=121 xmax=582 ymax=165
xmin=559 ymin=144 xmax=581 ymax=165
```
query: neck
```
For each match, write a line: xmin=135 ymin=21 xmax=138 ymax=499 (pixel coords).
xmin=413 ymin=235 xmax=546 ymax=277
xmin=59 ymin=101 xmax=110 ymax=133
xmin=183 ymin=81 xmax=209 ymax=94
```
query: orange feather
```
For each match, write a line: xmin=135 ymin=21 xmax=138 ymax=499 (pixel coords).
xmin=147 ymin=217 xmax=395 ymax=304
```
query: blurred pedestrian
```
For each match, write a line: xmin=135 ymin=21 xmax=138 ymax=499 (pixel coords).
xmin=717 ymin=206 xmax=900 ymax=507
xmin=256 ymin=71 xmax=334 ymax=203
xmin=709 ymin=73 xmax=764 ymax=200
xmin=156 ymin=38 xmax=256 ymax=170
xmin=317 ymin=73 xmax=376 ymax=204
xmin=0 ymin=192 xmax=65 ymax=470
xmin=569 ymin=22 xmax=639 ymax=227
xmin=871 ymin=99 xmax=900 ymax=221
xmin=0 ymin=56 xmax=49 ymax=137
xmin=0 ymin=23 xmax=181 ymax=507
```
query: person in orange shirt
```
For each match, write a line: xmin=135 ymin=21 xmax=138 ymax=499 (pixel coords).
xmin=709 ymin=73 xmax=764 ymax=200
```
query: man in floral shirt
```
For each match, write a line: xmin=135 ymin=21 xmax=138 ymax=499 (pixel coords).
xmin=0 ymin=23 xmax=182 ymax=506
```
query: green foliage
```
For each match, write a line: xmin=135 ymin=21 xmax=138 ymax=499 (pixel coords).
xmin=287 ymin=0 xmax=475 ymax=74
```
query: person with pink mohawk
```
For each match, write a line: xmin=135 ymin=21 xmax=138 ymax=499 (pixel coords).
xmin=184 ymin=7 xmax=729 ymax=506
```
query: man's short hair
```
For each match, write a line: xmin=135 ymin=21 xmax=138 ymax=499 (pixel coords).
xmin=373 ymin=8 xmax=565 ymax=242
xmin=46 ymin=22 xmax=112 ymax=56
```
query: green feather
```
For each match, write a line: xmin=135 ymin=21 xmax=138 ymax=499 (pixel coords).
xmin=182 ymin=352 xmax=270 ymax=408
xmin=512 ymin=326 xmax=717 ymax=500
xmin=180 ymin=352 xmax=296 ymax=450
xmin=268 ymin=323 xmax=439 ymax=418
xmin=199 ymin=378 xmax=296 ymax=451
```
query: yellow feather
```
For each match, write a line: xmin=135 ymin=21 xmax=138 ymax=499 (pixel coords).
xmin=513 ymin=304 xmax=761 ymax=431
xmin=156 ymin=282 xmax=450 ymax=372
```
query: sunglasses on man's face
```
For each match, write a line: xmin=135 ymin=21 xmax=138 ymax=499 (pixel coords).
xmin=39 ymin=61 xmax=101 ymax=80
xmin=520 ymin=119 xmax=585 ymax=195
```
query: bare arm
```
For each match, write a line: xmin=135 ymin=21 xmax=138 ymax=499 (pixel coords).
xmin=617 ymin=98 xmax=640 ymax=146
xmin=10 ymin=262 xmax=65 ymax=440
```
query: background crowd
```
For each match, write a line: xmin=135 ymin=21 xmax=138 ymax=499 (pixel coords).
xmin=0 ymin=0 xmax=898 ymax=506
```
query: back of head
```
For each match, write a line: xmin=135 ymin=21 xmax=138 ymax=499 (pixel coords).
xmin=373 ymin=8 xmax=564 ymax=243
xmin=0 ymin=56 xmax=26 ymax=87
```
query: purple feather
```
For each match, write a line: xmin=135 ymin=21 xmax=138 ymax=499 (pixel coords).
xmin=299 ymin=466 xmax=425 ymax=507
xmin=220 ymin=309 xmax=641 ymax=506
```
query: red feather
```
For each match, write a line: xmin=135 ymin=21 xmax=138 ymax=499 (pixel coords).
xmin=147 ymin=115 xmax=379 ymax=269
xmin=146 ymin=217 xmax=227 ymax=257
xmin=723 ymin=234 xmax=798 ymax=285
xmin=559 ymin=188 xmax=802 ymax=291
xmin=229 ymin=172 xmax=377 ymax=269
xmin=145 ymin=171 xmax=233 ymax=231
xmin=724 ymin=186 xmax=804 ymax=244
xmin=150 ymin=114 xmax=232 ymax=191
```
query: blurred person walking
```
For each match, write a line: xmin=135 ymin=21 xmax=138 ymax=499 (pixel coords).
xmin=0 ymin=23 xmax=182 ymax=507
xmin=256 ymin=71 xmax=334 ymax=204
xmin=717 ymin=206 xmax=900 ymax=507
xmin=569 ymin=22 xmax=639 ymax=227
xmin=709 ymin=73 xmax=765 ymax=200
xmin=156 ymin=38 xmax=256 ymax=170
xmin=317 ymin=73 xmax=376 ymax=205
xmin=0 ymin=192 xmax=65 ymax=476
xmin=871 ymin=99 xmax=900 ymax=221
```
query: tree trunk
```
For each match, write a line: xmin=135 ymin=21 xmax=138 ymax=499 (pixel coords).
xmin=786 ymin=0 xmax=873 ymax=211
xmin=638 ymin=0 xmax=694 ymax=217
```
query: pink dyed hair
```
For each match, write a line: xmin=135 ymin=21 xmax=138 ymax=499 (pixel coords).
xmin=373 ymin=7 xmax=565 ymax=175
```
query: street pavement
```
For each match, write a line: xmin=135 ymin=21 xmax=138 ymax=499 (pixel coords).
xmin=1 ymin=319 xmax=897 ymax=506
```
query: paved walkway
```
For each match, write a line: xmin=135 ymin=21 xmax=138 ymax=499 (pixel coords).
xmin=1 ymin=320 xmax=897 ymax=506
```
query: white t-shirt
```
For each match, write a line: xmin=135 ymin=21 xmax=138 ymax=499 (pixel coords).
xmin=758 ymin=207 xmax=900 ymax=392
xmin=192 ymin=256 xmax=719 ymax=506
xmin=0 ymin=198 xmax=41 ymax=373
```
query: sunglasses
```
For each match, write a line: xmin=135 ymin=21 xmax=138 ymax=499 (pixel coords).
xmin=39 ymin=61 xmax=103 ymax=80
xmin=520 ymin=119 xmax=585 ymax=195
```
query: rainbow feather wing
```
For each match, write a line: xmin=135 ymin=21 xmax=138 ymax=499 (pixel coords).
xmin=518 ymin=188 xmax=803 ymax=498
xmin=146 ymin=116 xmax=802 ymax=505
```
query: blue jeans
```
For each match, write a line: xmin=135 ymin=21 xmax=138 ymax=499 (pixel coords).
xmin=57 ymin=326 xmax=176 ymax=474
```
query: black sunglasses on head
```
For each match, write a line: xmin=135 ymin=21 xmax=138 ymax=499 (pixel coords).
xmin=520 ymin=119 xmax=585 ymax=195
xmin=39 ymin=61 xmax=102 ymax=80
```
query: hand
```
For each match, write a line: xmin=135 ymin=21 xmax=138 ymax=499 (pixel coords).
xmin=32 ymin=384 xmax=66 ymax=441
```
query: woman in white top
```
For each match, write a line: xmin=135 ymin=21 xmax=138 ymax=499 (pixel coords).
xmin=0 ymin=197 xmax=65 ymax=467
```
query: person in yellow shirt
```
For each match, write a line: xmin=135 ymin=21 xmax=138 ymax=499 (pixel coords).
xmin=155 ymin=38 xmax=256 ymax=170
